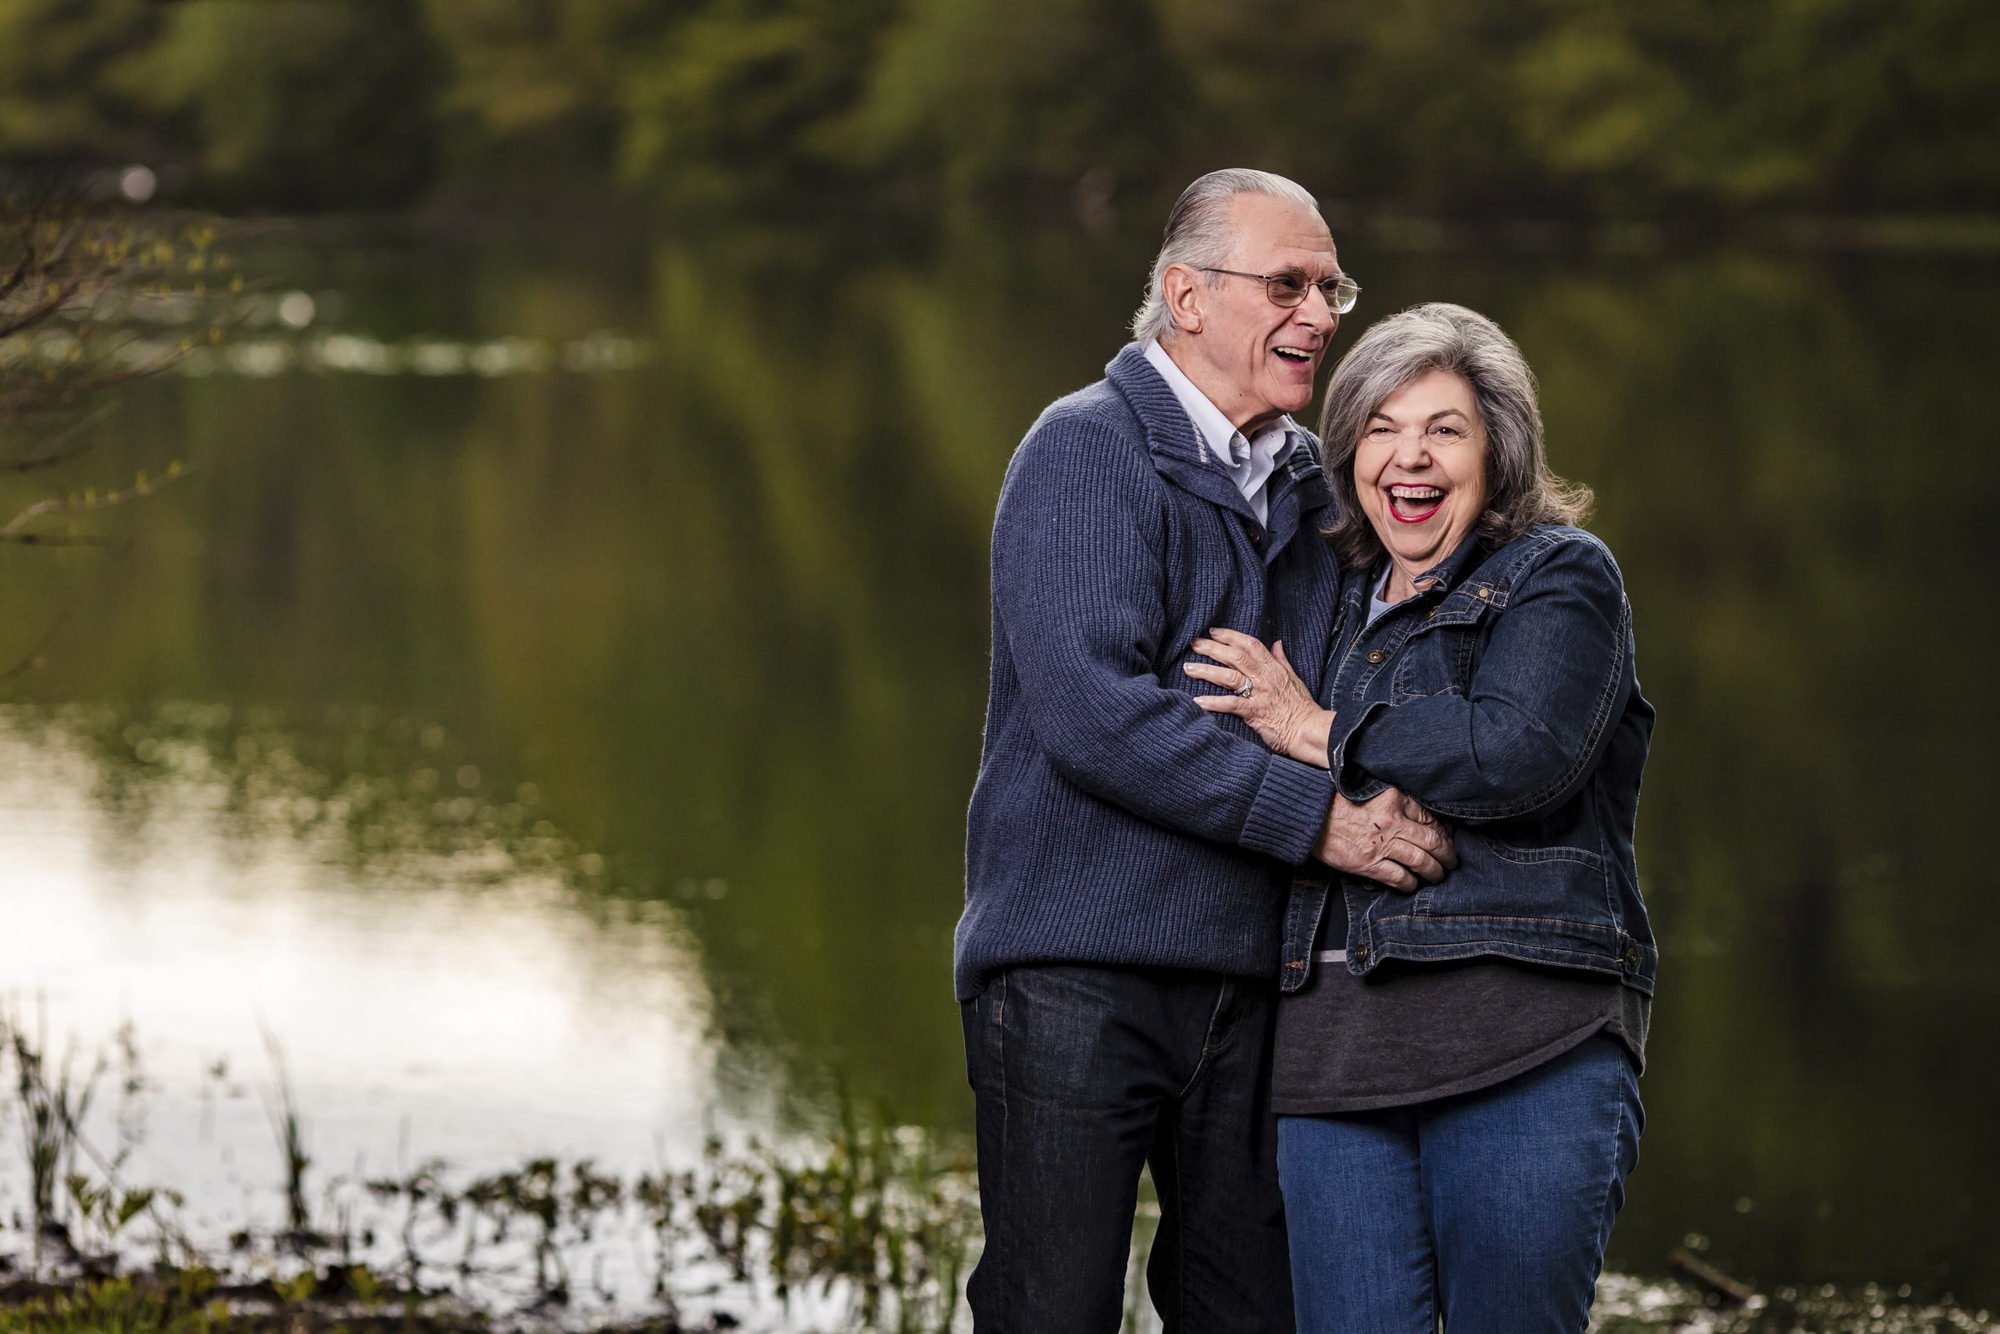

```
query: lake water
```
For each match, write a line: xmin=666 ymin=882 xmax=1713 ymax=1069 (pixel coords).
xmin=1 ymin=211 xmax=1996 ymax=1325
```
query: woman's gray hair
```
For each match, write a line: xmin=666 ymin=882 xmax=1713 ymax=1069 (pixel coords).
xmin=1317 ymin=302 xmax=1592 ymax=567
xmin=1130 ymin=169 xmax=1321 ymax=344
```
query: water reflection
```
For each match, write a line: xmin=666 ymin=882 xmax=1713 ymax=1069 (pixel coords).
xmin=0 ymin=704 xmax=764 ymax=1234
xmin=0 ymin=217 xmax=1996 ymax=1310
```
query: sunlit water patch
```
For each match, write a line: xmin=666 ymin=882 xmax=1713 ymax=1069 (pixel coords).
xmin=0 ymin=703 xmax=782 ymax=1258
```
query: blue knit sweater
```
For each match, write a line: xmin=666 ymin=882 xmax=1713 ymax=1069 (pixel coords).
xmin=955 ymin=343 xmax=1345 ymax=1000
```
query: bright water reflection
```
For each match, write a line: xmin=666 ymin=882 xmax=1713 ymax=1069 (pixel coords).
xmin=0 ymin=703 xmax=762 ymax=1241
xmin=0 ymin=214 xmax=1996 ymax=1317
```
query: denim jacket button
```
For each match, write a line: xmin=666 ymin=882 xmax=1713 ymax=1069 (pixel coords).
xmin=1366 ymin=649 xmax=1386 ymax=664
xmin=1477 ymin=587 xmax=1491 ymax=599
xmin=1352 ymin=944 xmax=1369 ymax=962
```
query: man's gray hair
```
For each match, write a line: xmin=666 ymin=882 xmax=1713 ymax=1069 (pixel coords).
xmin=1317 ymin=303 xmax=1593 ymax=567
xmin=1130 ymin=169 xmax=1322 ymax=344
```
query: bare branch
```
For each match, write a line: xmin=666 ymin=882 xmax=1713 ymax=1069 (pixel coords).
xmin=0 ymin=192 xmax=222 ymax=690
xmin=0 ymin=403 xmax=116 ymax=473
xmin=0 ymin=278 xmax=85 ymax=340
xmin=0 ymin=531 xmax=114 ymax=547
xmin=0 ymin=609 xmax=70 ymax=685
xmin=0 ymin=463 xmax=190 ymax=542
xmin=0 ymin=212 xmax=83 ymax=308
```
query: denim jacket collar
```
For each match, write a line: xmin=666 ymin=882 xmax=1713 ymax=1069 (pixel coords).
xmin=1409 ymin=529 xmax=1490 ymax=595
xmin=1335 ymin=530 xmax=1486 ymax=627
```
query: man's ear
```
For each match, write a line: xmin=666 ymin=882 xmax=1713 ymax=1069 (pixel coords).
xmin=1160 ymin=263 xmax=1205 ymax=336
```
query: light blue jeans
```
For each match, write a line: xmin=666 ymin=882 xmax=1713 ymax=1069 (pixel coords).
xmin=1276 ymin=1035 xmax=1642 ymax=1334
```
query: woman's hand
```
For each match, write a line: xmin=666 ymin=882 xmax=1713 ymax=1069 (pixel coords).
xmin=1185 ymin=629 xmax=1333 ymax=768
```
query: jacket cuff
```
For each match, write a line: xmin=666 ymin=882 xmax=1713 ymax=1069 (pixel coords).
xmin=1241 ymin=755 xmax=1336 ymax=864
xmin=1328 ymin=699 xmax=1391 ymax=802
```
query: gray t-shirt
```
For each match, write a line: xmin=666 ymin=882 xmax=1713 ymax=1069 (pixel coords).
xmin=1271 ymin=952 xmax=1649 ymax=1115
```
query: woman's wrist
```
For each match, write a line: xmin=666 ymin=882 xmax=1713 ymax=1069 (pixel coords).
xmin=1288 ymin=708 xmax=1334 ymax=769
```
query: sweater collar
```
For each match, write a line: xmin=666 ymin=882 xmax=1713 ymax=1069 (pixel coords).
xmin=1106 ymin=342 xmax=1331 ymax=530
xmin=1139 ymin=338 xmax=1298 ymax=481
xmin=1107 ymin=342 xmax=1212 ymax=472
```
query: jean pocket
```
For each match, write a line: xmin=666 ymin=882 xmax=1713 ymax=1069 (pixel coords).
xmin=963 ymin=971 xmax=1010 ymax=1091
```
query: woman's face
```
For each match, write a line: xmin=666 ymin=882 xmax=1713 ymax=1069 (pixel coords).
xmin=1354 ymin=368 xmax=1490 ymax=574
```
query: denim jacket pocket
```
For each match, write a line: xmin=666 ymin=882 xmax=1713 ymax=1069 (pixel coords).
xmin=1483 ymin=837 xmax=1608 ymax=873
xmin=1410 ymin=826 xmax=1610 ymax=922
xmin=1390 ymin=592 xmax=1495 ymax=701
xmin=1392 ymin=629 xmax=1472 ymax=701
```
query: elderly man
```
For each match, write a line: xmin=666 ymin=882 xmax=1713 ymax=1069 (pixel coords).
xmin=956 ymin=168 xmax=1455 ymax=1332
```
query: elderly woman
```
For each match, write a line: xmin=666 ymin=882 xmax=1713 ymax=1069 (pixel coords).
xmin=1186 ymin=303 xmax=1655 ymax=1333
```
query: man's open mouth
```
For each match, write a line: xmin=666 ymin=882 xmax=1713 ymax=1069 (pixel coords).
xmin=1272 ymin=347 xmax=1314 ymax=364
xmin=1386 ymin=484 xmax=1444 ymax=523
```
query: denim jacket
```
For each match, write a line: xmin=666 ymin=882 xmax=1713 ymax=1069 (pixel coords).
xmin=1279 ymin=524 xmax=1658 ymax=995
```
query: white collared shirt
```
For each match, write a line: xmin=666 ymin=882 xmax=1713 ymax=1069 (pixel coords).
xmin=1143 ymin=337 xmax=1298 ymax=526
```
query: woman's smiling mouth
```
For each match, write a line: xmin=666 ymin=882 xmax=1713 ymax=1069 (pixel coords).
xmin=1386 ymin=483 xmax=1445 ymax=523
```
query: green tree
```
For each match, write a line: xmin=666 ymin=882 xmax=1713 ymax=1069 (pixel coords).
xmin=1509 ymin=0 xmax=2000 ymax=213
xmin=0 ymin=0 xmax=164 ymax=166
xmin=128 ymin=0 xmax=445 ymax=209
xmin=420 ymin=0 xmax=652 ymax=175
xmin=849 ymin=0 xmax=1188 ymax=211
xmin=616 ymin=0 xmax=897 ymax=208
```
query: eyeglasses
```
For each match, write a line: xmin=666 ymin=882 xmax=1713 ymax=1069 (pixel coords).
xmin=1200 ymin=268 xmax=1360 ymax=315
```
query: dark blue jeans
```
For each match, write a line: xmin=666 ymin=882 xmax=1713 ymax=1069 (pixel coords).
xmin=960 ymin=964 xmax=1294 ymax=1334
xmin=1277 ymin=1035 xmax=1643 ymax=1333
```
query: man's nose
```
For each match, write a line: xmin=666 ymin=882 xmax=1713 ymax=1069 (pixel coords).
xmin=1293 ymin=285 xmax=1338 ymax=330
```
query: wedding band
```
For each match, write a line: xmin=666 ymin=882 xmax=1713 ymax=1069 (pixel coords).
xmin=1234 ymin=677 xmax=1254 ymax=698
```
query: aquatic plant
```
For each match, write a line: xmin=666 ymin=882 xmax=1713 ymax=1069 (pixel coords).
xmin=4 ymin=1011 xmax=105 ymax=1257
xmin=17 ymin=1022 xmax=1993 ymax=1331
xmin=256 ymin=1029 xmax=317 ymax=1249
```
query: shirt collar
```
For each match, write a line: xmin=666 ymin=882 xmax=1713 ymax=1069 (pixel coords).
xmin=1142 ymin=338 xmax=1297 ymax=475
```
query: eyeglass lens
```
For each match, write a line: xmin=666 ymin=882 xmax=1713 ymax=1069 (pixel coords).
xmin=1269 ymin=274 xmax=1358 ymax=314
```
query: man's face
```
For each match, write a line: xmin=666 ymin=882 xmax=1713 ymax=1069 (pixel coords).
xmin=1168 ymin=193 xmax=1342 ymax=433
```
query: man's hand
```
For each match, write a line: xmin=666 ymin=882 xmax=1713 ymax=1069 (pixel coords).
xmin=1315 ymin=788 xmax=1456 ymax=892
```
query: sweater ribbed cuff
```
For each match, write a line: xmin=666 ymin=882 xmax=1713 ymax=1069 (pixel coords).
xmin=1240 ymin=755 xmax=1336 ymax=865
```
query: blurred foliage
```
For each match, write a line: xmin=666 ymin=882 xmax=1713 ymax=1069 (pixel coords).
xmin=618 ymin=0 xmax=897 ymax=208
xmin=128 ymin=0 xmax=444 ymax=210
xmin=848 ymin=0 xmax=1188 ymax=211
xmin=1 ymin=0 xmax=1997 ymax=216
xmin=0 ymin=1 xmax=164 ymax=164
